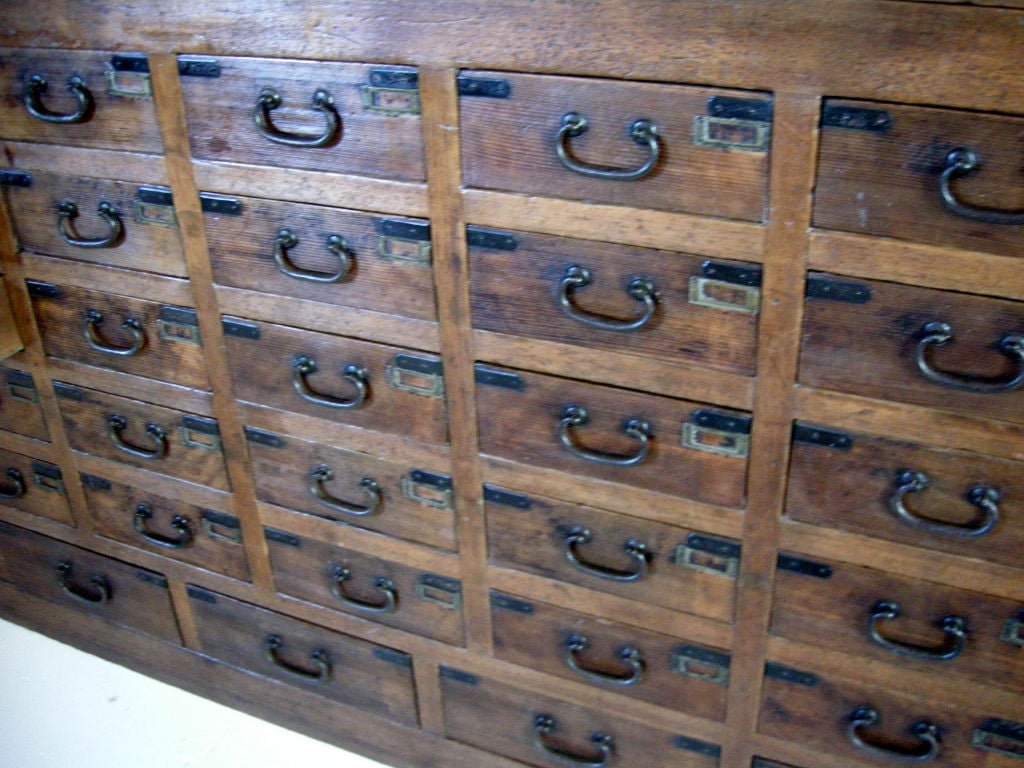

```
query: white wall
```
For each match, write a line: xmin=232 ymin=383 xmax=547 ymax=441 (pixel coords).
xmin=0 ymin=617 xmax=391 ymax=768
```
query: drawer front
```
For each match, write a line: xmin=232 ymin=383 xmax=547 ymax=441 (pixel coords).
xmin=245 ymin=426 xmax=455 ymax=551
xmin=460 ymin=70 xmax=771 ymax=220
xmin=468 ymin=227 xmax=761 ymax=376
xmin=772 ymin=552 xmax=1024 ymax=693
xmin=440 ymin=667 xmax=722 ymax=768
xmin=53 ymin=382 xmax=230 ymax=491
xmin=224 ymin=317 xmax=447 ymax=445
xmin=0 ymin=366 xmax=49 ymax=441
xmin=187 ymin=586 xmax=418 ymax=726
xmin=2 ymin=172 xmax=188 ymax=276
xmin=204 ymin=194 xmax=435 ymax=320
xmin=0 ymin=522 xmax=180 ymax=642
xmin=800 ymin=273 xmax=1024 ymax=424
xmin=0 ymin=49 xmax=163 ymax=153
xmin=0 ymin=447 xmax=71 ymax=525
xmin=80 ymin=473 xmax=250 ymax=582
xmin=490 ymin=591 xmax=730 ymax=721
xmin=476 ymin=365 xmax=750 ymax=508
xmin=27 ymin=281 xmax=208 ymax=389
xmin=265 ymin=526 xmax=465 ymax=645
xmin=179 ymin=57 xmax=424 ymax=181
xmin=815 ymin=98 xmax=1024 ymax=258
xmin=485 ymin=485 xmax=738 ymax=623
xmin=787 ymin=423 xmax=1024 ymax=568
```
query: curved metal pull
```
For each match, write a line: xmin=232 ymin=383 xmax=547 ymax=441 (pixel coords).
xmin=254 ymin=87 xmax=340 ymax=148
xmin=291 ymin=357 xmax=369 ymax=409
xmin=24 ymin=74 xmax=94 ymax=124
xmin=915 ymin=322 xmax=1024 ymax=393
xmin=558 ymin=405 xmax=651 ymax=467
xmin=555 ymin=112 xmax=661 ymax=181
xmin=890 ymin=470 xmax=1001 ymax=539
xmin=57 ymin=201 xmax=123 ymax=248
xmin=56 ymin=561 xmax=110 ymax=605
xmin=565 ymin=634 xmax=644 ymax=687
xmin=563 ymin=527 xmax=650 ymax=582
xmin=939 ymin=148 xmax=1024 ymax=225
xmin=558 ymin=266 xmax=658 ymax=332
xmin=273 ymin=229 xmax=353 ymax=283
xmin=263 ymin=635 xmax=331 ymax=683
xmin=309 ymin=465 xmax=381 ymax=517
xmin=0 ymin=468 xmax=26 ymax=500
xmin=133 ymin=503 xmax=193 ymax=550
xmin=533 ymin=714 xmax=614 ymax=768
xmin=329 ymin=565 xmax=398 ymax=614
xmin=83 ymin=310 xmax=145 ymax=357
xmin=107 ymin=414 xmax=168 ymax=460
xmin=868 ymin=601 xmax=968 ymax=662
xmin=847 ymin=706 xmax=941 ymax=763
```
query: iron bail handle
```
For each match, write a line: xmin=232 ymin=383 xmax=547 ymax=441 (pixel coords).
xmin=263 ymin=634 xmax=332 ymax=683
xmin=56 ymin=561 xmax=111 ymax=605
xmin=291 ymin=356 xmax=370 ymax=409
xmin=0 ymin=467 xmax=26 ymax=500
xmin=254 ymin=87 xmax=340 ymax=148
xmin=558 ymin=265 xmax=658 ymax=332
xmin=107 ymin=414 xmax=168 ymax=460
xmin=890 ymin=470 xmax=1001 ymax=540
xmin=329 ymin=565 xmax=398 ymax=614
xmin=273 ymin=229 xmax=354 ymax=283
xmin=83 ymin=309 xmax=145 ymax=357
xmin=309 ymin=464 xmax=381 ymax=517
xmin=558 ymin=404 xmax=652 ymax=467
xmin=915 ymin=321 xmax=1024 ymax=393
xmin=939 ymin=148 xmax=1024 ymax=226
xmin=57 ymin=200 xmax=124 ymax=248
xmin=563 ymin=527 xmax=651 ymax=583
xmin=564 ymin=633 xmax=644 ymax=687
xmin=533 ymin=715 xmax=615 ymax=768
xmin=555 ymin=111 xmax=661 ymax=181
xmin=24 ymin=74 xmax=94 ymax=124
xmin=868 ymin=601 xmax=968 ymax=662
xmin=847 ymin=706 xmax=941 ymax=763
xmin=133 ymin=503 xmax=193 ymax=550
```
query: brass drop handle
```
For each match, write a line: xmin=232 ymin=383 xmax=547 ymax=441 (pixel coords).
xmin=847 ymin=706 xmax=941 ymax=763
xmin=56 ymin=561 xmax=110 ymax=605
xmin=0 ymin=468 xmax=26 ymax=499
xmin=915 ymin=322 xmax=1024 ymax=393
xmin=133 ymin=504 xmax=193 ymax=550
xmin=558 ymin=266 xmax=658 ymax=332
xmin=868 ymin=601 xmax=968 ymax=662
xmin=558 ymin=404 xmax=651 ymax=467
xmin=329 ymin=565 xmax=398 ymax=614
xmin=890 ymin=470 xmax=1000 ymax=539
xmin=309 ymin=464 xmax=381 ymax=517
xmin=564 ymin=633 xmax=644 ymax=687
xmin=24 ymin=74 xmax=94 ymax=124
xmin=291 ymin=356 xmax=369 ymax=409
xmin=555 ymin=112 xmax=661 ymax=181
xmin=57 ymin=201 xmax=123 ymax=248
xmin=107 ymin=414 xmax=168 ymax=460
xmin=262 ymin=634 xmax=331 ymax=683
xmin=254 ymin=87 xmax=340 ymax=148
xmin=939 ymin=148 xmax=1024 ymax=225
xmin=532 ymin=714 xmax=615 ymax=768
xmin=563 ymin=526 xmax=650 ymax=583
xmin=83 ymin=310 xmax=145 ymax=357
xmin=273 ymin=229 xmax=354 ymax=283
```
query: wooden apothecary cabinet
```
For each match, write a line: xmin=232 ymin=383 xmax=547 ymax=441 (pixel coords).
xmin=1 ymin=3 xmax=1023 ymax=768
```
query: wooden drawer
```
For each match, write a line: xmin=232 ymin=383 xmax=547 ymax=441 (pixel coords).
xmin=1 ymin=172 xmax=188 ymax=276
xmin=0 ymin=366 xmax=49 ymax=441
xmin=0 ymin=521 xmax=180 ymax=642
xmin=179 ymin=57 xmax=424 ymax=181
xmin=815 ymin=98 xmax=1024 ymax=259
xmin=459 ymin=71 xmax=771 ymax=221
xmin=485 ymin=485 xmax=738 ymax=624
xmin=224 ymin=316 xmax=447 ymax=445
xmin=771 ymin=551 xmax=1024 ymax=694
xmin=800 ymin=273 xmax=1024 ymax=424
xmin=490 ymin=590 xmax=730 ymax=721
xmin=760 ymin=660 xmax=1024 ymax=766
xmin=204 ymin=193 xmax=435 ymax=321
xmin=27 ymin=280 xmax=209 ymax=389
xmin=787 ymin=422 xmax=1024 ymax=568
xmin=187 ymin=586 xmax=418 ymax=727
xmin=0 ymin=447 xmax=71 ymax=525
xmin=53 ymin=382 xmax=230 ymax=491
xmin=80 ymin=472 xmax=249 ymax=582
xmin=265 ymin=526 xmax=464 ymax=645
xmin=468 ymin=227 xmax=761 ymax=376
xmin=440 ymin=666 xmax=722 ymax=768
xmin=475 ymin=364 xmax=750 ymax=508
xmin=0 ymin=50 xmax=162 ymax=153
xmin=245 ymin=426 xmax=455 ymax=551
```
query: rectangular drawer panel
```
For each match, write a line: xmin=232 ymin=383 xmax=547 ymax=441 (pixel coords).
xmin=187 ymin=586 xmax=418 ymax=727
xmin=469 ymin=227 xmax=760 ymax=376
xmin=0 ymin=366 xmax=49 ymax=441
xmin=485 ymin=485 xmax=738 ymax=624
xmin=799 ymin=273 xmax=1024 ymax=424
xmin=0 ymin=522 xmax=180 ymax=642
xmin=179 ymin=57 xmax=424 ymax=181
xmin=460 ymin=71 xmax=771 ymax=221
xmin=0 ymin=447 xmax=72 ymax=525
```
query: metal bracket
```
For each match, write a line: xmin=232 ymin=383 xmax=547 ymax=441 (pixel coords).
xmin=157 ymin=306 xmax=201 ymax=346
xmin=387 ymin=354 xmax=444 ymax=398
xmin=671 ymin=533 xmax=741 ymax=578
xmin=681 ymin=409 xmax=752 ymax=458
